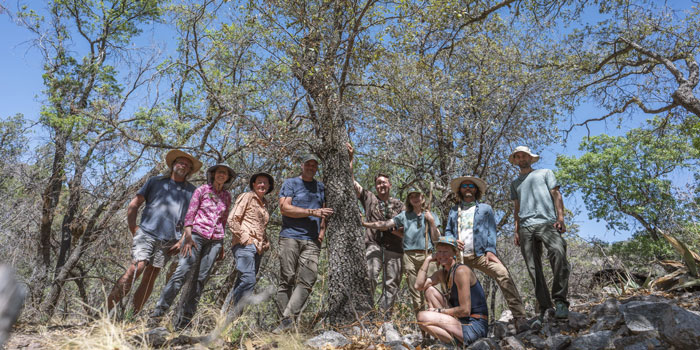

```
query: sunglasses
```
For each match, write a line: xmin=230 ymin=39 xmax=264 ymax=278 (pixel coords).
xmin=460 ymin=183 xmax=476 ymax=189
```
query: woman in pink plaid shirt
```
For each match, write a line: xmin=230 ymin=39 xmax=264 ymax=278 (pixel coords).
xmin=149 ymin=163 xmax=235 ymax=329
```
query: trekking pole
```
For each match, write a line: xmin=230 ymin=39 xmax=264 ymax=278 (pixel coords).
xmin=424 ymin=181 xmax=434 ymax=258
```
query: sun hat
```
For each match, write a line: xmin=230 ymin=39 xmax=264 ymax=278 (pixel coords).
xmin=508 ymin=146 xmax=540 ymax=165
xmin=449 ymin=176 xmax=487 ymax=199
xmin=164 ymin=150 xmax=203 ymax=173
xmin=249 ymin=172 xmax=275 ymax=194
xmin=436 ymin=236 xmax=460 ymax=253
xmin=206 ymin=164 xmax=236 ymax=189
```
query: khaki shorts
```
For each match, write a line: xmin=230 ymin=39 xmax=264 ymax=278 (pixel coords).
xmin=131 ymin=228 xmax=177 ymax=268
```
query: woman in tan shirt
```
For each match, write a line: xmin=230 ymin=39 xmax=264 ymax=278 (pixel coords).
xmin=228 ymin=172 xmax=274 ymax=304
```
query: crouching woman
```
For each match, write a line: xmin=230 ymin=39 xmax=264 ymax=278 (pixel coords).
xmin=415 ymin=236 xmax=488 ymax=346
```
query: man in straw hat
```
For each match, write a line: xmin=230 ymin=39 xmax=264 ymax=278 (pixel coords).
xmin=107 ymin=150 xmax=202 ymax=315
xmin=347 ymin=143 xmax=405 ymax=312
xmin=509 ymin=146 xmax=570 ymax=321
xmin=445 ymin=175 xmax=527 ymax=330
xmin=273 ymin=154 xmax=333 ymax=333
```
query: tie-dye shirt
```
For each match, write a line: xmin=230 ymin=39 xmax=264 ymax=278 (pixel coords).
xmin=184 ymin=183 xmax=232 ymax=240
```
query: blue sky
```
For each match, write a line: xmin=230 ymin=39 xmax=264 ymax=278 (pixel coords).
xmin=1 ymin=2 xmax=694 ymax=244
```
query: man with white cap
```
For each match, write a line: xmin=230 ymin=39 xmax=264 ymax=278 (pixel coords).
xmin=107 ymin=150 xmax=202 ymax=314
xmin=509 ymin=146 xmax=570 ymax=320
xmin=445 ymin=175 xmax=527 ymax=329
xmin=273 ymin=154 xmax=334 ymax=333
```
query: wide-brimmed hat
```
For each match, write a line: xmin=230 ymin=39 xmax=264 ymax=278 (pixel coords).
xmin=206 ymin=164 xmax=236 ymax=189
xmin=249 ymin=172 xmax=275 ymax=194
xmin=164 ymin=150 xmax=203 ymax=173
xmin=449 ymin=176 xmax=487 ymax=200
xmin=301 ymin=154 xmax=320 ymax=165
xmin=436 ymin=236 xmax=459 ymax=253
xmin=508 ymin=146 xmax=540 ymax=165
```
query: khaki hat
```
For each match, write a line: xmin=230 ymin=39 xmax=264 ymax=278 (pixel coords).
xmin=206 ymin=164 xmax=236 ymax=189
xmin=449 ymin=176 xmax=487 ymax=200
xmin=508 ymin=146 xmax=540 ymax=165
xmin=301 ymin=154 xmax=320 ymax=164
xmin=164 ymin=150 xmax=203 ymax=173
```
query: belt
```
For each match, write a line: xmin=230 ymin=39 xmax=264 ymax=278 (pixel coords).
xmin=470 ymin=313 xmax=488 ymax=320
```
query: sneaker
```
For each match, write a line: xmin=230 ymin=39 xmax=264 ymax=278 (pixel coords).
xmin=529 ymin=316 xmax=543 ymax=330
xmin=272 ymin=317 xmax=294 ymax=334
xmin=555 ymin=301 xmax=569 ymax=319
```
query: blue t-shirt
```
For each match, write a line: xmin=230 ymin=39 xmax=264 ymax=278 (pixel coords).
xmin=393 ymin=210 xmax=441 ymax=251
xmin=279 ymin=177 xmax=325 ymax=240
xmin=138 ymin=176 xmax=196 ymax=241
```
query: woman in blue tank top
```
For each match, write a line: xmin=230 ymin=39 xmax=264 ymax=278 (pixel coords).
xmin=414 ymin=236 xmax=489 ymax=346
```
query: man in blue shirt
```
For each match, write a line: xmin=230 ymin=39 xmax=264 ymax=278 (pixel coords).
xmin=107 ymin=150 xmax=201 ymax=315
xmin=273 ymin=154 xmax=333 ymax=333
xmin=510 ymin=146 xmax=570 ymax=320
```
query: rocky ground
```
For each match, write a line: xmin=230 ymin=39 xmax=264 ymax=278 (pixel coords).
xmin=4 ymin=290 xmax=700 ymax=349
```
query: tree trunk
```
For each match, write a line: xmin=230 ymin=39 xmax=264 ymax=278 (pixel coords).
xmin=316 ymin=98 xmax=373 ymax=325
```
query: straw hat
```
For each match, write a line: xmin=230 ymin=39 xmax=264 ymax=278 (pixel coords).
xmin=449 ymin=176 xmax=487 ymax=200
xmin=164 ymin=150 xmax=203 ymax=173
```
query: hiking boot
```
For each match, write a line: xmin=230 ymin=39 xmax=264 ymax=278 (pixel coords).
xmin=147 ymin=308 xmax=166 ymax=327
xmin=555 ymin=301 xmax=569 ymax=319
xmin=272 ymin=317 xmax=294 ymax=334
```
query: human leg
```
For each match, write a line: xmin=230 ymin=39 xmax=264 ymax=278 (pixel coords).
xmin=107 ymin=260 xmax=148 ymax=311
xmin=470 ymin=255 xmax=526 ymax=319
xmin=402 ymin=251 xmax=423 ymax=313
xmin=538 ymin=224 xmax=570 ymax=306
xmin=378 ymin=249 xmax=403 ymax=311
xmin=276 ymin=237 xmax=300 ymax=315
xmin=424 ymin=286 xmax=446 ymax=309
xmin=151 ymin=240 xmax=199 ymax=316
xmin=232 ymin=244 xmax=259 ymax=303
xmin=181 ymin=237 xmax=222 ymax=318
xmin=519 ymin=225 xmax=553 ymax=311
xmin=365 ymin=243 xmax=382 ymax=303
xmin=416 ymin=310 xmax=464 ymax=344
xmin=132 ymin=265 xmax=160 ymax=314
xmin=282 ymin=239 xmax=320 ymax=318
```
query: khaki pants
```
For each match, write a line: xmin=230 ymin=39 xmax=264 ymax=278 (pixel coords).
xmin=403 ymin=250 xmax=436 ymax=313
xmin=463 ymin=253 xmax=526 ymax=318
xmin=366 ymin=242 xmax=403 ymax=311
xmin=276 ymin=237 xmax=321 ymax=318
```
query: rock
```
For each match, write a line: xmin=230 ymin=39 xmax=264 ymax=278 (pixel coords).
xmin=544 ymin=334 xmax=571 ymax=350
xmin=466 ymin=337 xmax=500 ymax=350
xmin=568 ymin=330 xmax=614 ymax=350
xmin=304 ymin=331 xmax=350 ymax=349
xmin=382 ymin=322 xmax=402 ymax=342
xmin=568 ymin=311 xmax=590 ymax=330
xmin=590 ymin=298 xmax=624 ymax=332
xmin=500 ymin=336 xmax=525 ymax=350
xmin=383 ymin=340 xmax=414 ymax=350
xmin=498 ymin=309 xmax=514 ymax=323
xmin=621 ymin=300 xmax=700 ymax=349
xmin=520 ymin=332 xmax=547 ymax=349
xmin=402 ymin=333 xmax=422 ymax=348
xmin=139 ymin=327 xmax=169 ymax=348
xmin=490 ymin=321 xmax=510 ymax=339
xmin=613 ymin=331 xmax=666 ymax=350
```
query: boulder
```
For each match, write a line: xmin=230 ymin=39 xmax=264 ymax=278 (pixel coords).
xmin=500 ymin=336 xmax=525 ymax=350
xmin=544 ymin=334 xmax=571 ymax=350
xmin=590 ymin=298 xmax=624 ymax=332
xmin=304 ymin=331 xmax=350 ymax=349
xmin=612 ymin=331 xmax=666 ymax=350
xmin=466 ymin=337 xmax=500 ymax=350
xmin=490 ymin=321 xmax=510 ymax=339
xmin=519 ymin=332 xmax=547 ymax=349
xmin=621 ymin=300 xmax=700 ymax=349
xmin=382 ymin=322 xmax=402 ymax=342
xmin=568 ymin=311 xmax=590 ymax=330
xmin=568 ymin=330 xmax=614 ymax=350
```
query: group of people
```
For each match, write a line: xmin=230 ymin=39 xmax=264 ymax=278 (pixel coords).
xmin=104 ymin=144 xmax=571 ymax=347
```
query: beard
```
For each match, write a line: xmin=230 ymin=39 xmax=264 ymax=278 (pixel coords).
xmin=174 ymin=167 xmax=189 ymax=178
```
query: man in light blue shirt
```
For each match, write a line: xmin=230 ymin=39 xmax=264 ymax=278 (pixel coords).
xmin=510 ymin=146 xmax=570 ymax=320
